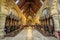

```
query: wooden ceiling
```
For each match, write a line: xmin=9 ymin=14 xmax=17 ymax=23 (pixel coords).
xmin=15 ymin=0 xmax=45 ymax=17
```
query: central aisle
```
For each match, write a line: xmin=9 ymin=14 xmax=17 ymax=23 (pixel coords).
xmin=1 ymin=27 xmax=58 ymax=40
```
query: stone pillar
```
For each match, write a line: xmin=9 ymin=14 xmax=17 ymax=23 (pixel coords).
xmin=0 ymin=14 xmax=6 ymax=38
xmin=50 ymin=0 xmax=60 ymax=31
xmin=0 ymin=0 xmax=7 ymax=38
xmin=50 ymin=0 xmax=59 ymax=39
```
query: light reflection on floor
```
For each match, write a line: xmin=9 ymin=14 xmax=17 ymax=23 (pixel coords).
xmin=27 ymin=26 xmax=33 ymax=40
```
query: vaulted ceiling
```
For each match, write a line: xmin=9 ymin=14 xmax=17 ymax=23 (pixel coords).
xmin=15 ymin=0 xmax=45 ymax=17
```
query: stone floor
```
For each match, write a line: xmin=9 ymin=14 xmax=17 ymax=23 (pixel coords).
xmin=0 ymin=27 xmax=58 ymax=40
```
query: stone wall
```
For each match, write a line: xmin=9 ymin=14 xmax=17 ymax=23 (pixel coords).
xmin=37 ymin=0 xmax=60 ymax=31
xmin=0 ymin=0 xmax=22 ymax=38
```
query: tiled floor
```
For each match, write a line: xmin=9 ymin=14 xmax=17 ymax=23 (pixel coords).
xmin=0 ymin=27 xmax=58 ymax=40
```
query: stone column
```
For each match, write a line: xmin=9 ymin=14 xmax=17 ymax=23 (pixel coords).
xmin=50 ymin=0 xmax=59 ymax=39
xmin=0 ymin=14 xmax=6 ymax=38
xmin=50 ymin=0 xmax=60 ymax=31
xmin=0 ymin=0 xmax=7 ymax=38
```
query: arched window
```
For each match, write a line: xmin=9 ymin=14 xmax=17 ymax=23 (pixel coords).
xmin=42 ymin=8 xmax=49 ymax=17
xmin=58 ymin=0 xmax=60 ymax=14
